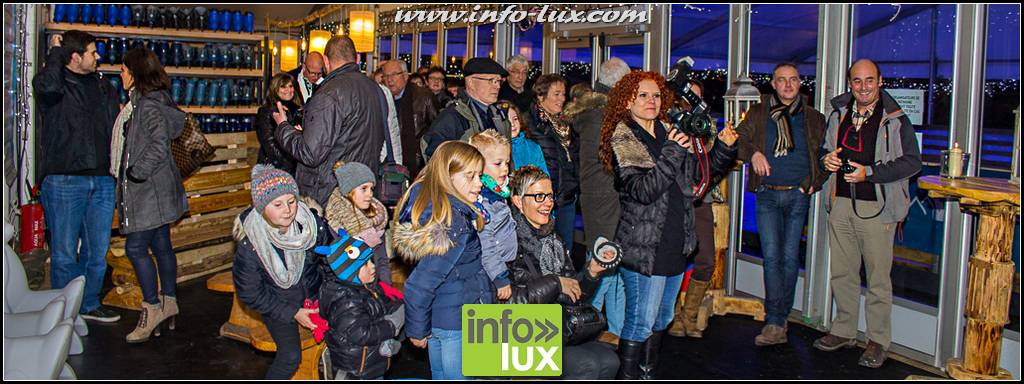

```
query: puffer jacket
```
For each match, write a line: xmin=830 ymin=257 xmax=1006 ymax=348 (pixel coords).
xmin=392 ymin=184 xmax=494 ymax=339
xmin=320 ymin=277 xmax=401 ymax=380
xmin=323 ymin=188 xmax=392 ymax=285
xmin=526 ymin=104 xmax=580 ymax=206
xmin=821 ymin=90 xmax=921 ymax=224
xmin=610 ymin=120 xmax=737 ymax=276
xmin=564 ymin=90 xmax=620 ymax=250
xmin=504 ymin=205 xmax=602 ymax=304
xmin=478 ymin=187 xmax=517 ymax=289
xmin=32 ymin=46 xmax=120 ymax=179
xmin=276 ymin=62 xmax=387 ymax=207
xmin=231 ymin=207 xmax=332 ymax=323
xmin=115 ymin=89 xmax=188 ymax=234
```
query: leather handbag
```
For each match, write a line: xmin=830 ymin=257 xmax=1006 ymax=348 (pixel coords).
xmin=171 ymin=112 xmax=215 ymax=178
xmin=561 ymin=300 xmax=607 ymax=346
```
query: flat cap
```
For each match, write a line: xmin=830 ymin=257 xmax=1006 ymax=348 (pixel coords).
xmin=463 ymin=57 xmax=509 ymax=77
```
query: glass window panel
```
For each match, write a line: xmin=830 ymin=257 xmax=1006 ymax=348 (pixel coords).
xmin=446 ymin=28 xmax=468 ymax=76
xmin=559 ymin=48 xmax=592 ymax=88
xmin=419 ymin=31 xmax=438 ymax=70
xmin=608 ymin=44 xmax=643 ymax=70
xmin=670 ymin=4 xmax=730 ymax=117
xmin=398 ymin=34 xmax=413 ymax=73
xmin=476 ymin=23 xmax=495 ymax=61
xmin=513 ymin=22 xmax=543 ymax=82
xmin=853 ymin=4 xmax=957 ymax=308
xmin=379 ymin=35 xmax=392 ymax=61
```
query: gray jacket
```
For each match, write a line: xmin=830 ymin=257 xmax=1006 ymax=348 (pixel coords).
xmin=116 ymin=90 xmax=188 ymax=234
xmin=564 ymin=89 xmax=620 ymax=251
xmin=478 ymin=188 xmax=517 ymax=289
xmin=277 ymin=62 xmax=387 ymax=207
xmin=821 ymin=90 xmax=922 ymax=224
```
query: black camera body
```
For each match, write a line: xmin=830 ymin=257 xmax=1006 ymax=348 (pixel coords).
xmin=839 ymin=158 xmax=856 ymax=174
xmin=666 ymin=57 xmax=716 ymax=139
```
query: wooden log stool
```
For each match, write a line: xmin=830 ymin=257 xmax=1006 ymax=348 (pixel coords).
xmin=919 ymin=176 xmax=1019 ymax=380
xmin=206 ymin=271 xmax=325 ymax=380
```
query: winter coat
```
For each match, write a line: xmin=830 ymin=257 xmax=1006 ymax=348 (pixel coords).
xmin=526 ymin=104 xmax=580 ymax=206
xmin=499 ymin=81 xmax=534 ymax=113
xmin=320 ymin=278 xmax=400 ymax=380
xmin=392 ymin=185 xmax=494 ymax=339
xmin=511 ymin=132 xmax=550 ymax=175
xmin=395 ymin=84 xmax=439 ymax=177
xmin=32 ymin=46 xmax=120 ymax=179
xmin=231 ymin=207 xmax=332 ymax=323
xmin=504 ymin=205 xmax=603 ymax=305
xmin=609 ymin=120 xmax=737 ymax=276
xmin=821 ymin=90 xmax=921 ymax=224
xmin=256 ymin=101 xmax=299 ymax=174
xmin=477 ymin=187 xmax=517 ymax=289
xmin=115 ymin=89 xmax=188 ymax=234
xmin=323 ymin=188 xmax=392 ymax=285
xmin=735 ymin=94 xmax=828 ymax=193
xmin=421 ymin=90 xmax=511 ymax=160
xmin=564 ymin=90 xmax=620 ymax=250
xmin=276 ymin=62 xmax=387 ymax=207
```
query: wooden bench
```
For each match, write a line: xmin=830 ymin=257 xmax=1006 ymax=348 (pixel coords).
xmin=104 ymin=132 xmax=259 ymax=311
xmin=207 ymin=271 xmax=326 ymax=380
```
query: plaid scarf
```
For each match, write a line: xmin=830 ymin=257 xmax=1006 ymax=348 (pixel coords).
xmin=768 ymin=92 xmax=803 ymax=158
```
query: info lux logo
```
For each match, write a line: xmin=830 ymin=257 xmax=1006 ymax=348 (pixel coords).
xmin=462 ymin=304 xmax=562 ymax=376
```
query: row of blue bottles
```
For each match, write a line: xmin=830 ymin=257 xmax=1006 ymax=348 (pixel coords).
xmin=95 ymin=37 xmax=260 ymax=70
xmin=173 ymin=78 xmax=261 ymax=107
xmin=196 ymin=115 xmax=255 ymax=134
xmin=53 ymin=5 xmax=255 ymax=33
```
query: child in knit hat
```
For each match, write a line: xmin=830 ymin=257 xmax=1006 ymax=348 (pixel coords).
xmin=468 ymin=130 xmax=517 ymax=301
xmin=232 ymin=164 xmax=334 ymax=379
xmin=324 ymin=161 xmax=392 ymax=285
xmin=317 ymin=236 xmax=405 ymax=380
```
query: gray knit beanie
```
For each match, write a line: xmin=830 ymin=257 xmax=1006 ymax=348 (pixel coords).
xmin=250 ymin=164 xmax=299 ymax=213
xmin=334 ymin=162 xmax=376 ymax=195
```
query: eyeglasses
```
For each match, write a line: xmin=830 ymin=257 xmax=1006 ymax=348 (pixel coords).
xmin=304 ymin=69 xmax=323 ymax=79
xmin=508 ymin=69 xmax=528 ymax=76
xmin=469 ymin=76 xmax=502 ymax=86
xmin=427 ymin=75 xmax=445 ymax=81
xmin=383 ymin=71 xmax=407 ymax=79
xmin=522 ymin=193 xmax=554 ymax=203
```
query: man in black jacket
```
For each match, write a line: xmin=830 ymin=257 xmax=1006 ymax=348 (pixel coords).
xmin=274 ymin=36 xmax=387 ymax=207
xmin=287 ymin=51 xmax=324 ymax=104
xmin=381 ymin=59 xmax=439 ymax=178
xmin=32 ymin=30 xmax=122 ymax=323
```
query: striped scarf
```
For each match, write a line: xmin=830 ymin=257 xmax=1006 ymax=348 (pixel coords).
xmin=768 ymin=92 xmax=803 ymax=158
xmin=110 ymin=90 xmax=134 ymax=176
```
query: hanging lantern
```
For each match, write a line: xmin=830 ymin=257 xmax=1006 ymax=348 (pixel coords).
xmin=280 ymin=39 xmax=299 ymax=71
xmin=723 ymin=73 xmax=762 ymax=128
xmin=309 ymin=29 xmax=332 ymax=55
xmin=349 ymin=10 xmax=375 ymax=53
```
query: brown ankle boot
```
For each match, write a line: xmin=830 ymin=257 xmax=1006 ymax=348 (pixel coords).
xmin=161 ymin=295 xmax=178 ymax=331
xmin=668 ymin=293 xmax=687 ymax=337
xmin=681 ymin=279 xmax=710 ymax=338
xmin=126 ymin=301 xmax=166 ymax=343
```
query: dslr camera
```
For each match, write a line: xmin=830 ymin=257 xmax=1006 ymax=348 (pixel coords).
xmin=839 ymin=158 xmax=857 ymax=174
xmin=666 ymin=57 xmax=716 ymax=139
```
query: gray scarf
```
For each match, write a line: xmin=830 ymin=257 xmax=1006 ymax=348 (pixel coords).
xmin=768 ymin=92 xmax=803 ymax=158
xmin=110 ymin=90 xmax=135 ymax=176
xmin=242 ymin=202 xmax=318 ymax=289
xmin=512 ymin=206 xmax=565 ymax=276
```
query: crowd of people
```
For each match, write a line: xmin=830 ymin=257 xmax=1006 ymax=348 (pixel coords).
xmin=32 ymin=29 xmax=920 ymax=379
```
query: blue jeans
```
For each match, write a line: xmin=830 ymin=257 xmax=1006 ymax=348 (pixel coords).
xmin=554 ymin=199 xmax=576 ymax=253
xmin=620 ymin=268 xmax=684 ymax=342
xmin=588 ymin=252 xmax=624 ymax=336
xmin=124 ymin=224 xmax=177 ymax=305
xmin=427 ymin=328 xmax=464 ymax=380
xmin=755 ymin=188 xmax=810 ymax=326
xmin=40 ymin=174 xmax=115 ymax=313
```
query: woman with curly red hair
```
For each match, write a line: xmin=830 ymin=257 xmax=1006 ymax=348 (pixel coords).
xmin=599 ymin=71 xmax=738 ymax=379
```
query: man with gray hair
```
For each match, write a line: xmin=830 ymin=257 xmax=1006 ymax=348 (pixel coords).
xmin=381 ymin=59 xmax=438 ymax=177
xmin=561 ymin=57 xmax=632 ymax=347
xmin=499 ymin=54 xmax=534 ymax=112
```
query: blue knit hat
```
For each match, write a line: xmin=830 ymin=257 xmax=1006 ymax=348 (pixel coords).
xmin=314 ymin=228 xmax=374 ymax=284
xmin=250 ymin=164 xmax=299 ymax=213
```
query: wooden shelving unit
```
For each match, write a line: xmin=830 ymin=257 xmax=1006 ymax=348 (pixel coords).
xmin=97 ymin=64 xmax=262 ymax=78
xmin=44 ymin=22 xmax=264 ymax=42
xmin=182 ymin=106 xmax=259 ymax=115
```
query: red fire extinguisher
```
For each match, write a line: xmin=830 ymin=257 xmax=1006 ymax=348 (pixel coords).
xmin=19 ymin=184 xmax=45 ymax=254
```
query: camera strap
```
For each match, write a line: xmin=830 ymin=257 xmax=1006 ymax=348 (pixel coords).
xmin=693 ymin=139 xmax=711 ymax=200
xmin=848 ymin=183 xmax=884 ymax=220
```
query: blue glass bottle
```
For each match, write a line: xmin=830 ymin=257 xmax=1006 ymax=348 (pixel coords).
xmin=207 ymin=80 xmax=220 ymax=107
xmin=80 ymin=5 xmax=92 ymax=26
xmin=66 ymin=4 xmax=79 ymax=24
xmin=240 ymin=80 xmax=252 ymax=105
xmin=229 ymin=79 xmax=241 ymax=105
xmin=231 ymin=11 xmax=242 ymax=33
xmin=183 ymin=78 xmax=196 ymax=106
xmin=195 ymin=79 xmax=208 ymax=108
xmin=131 ymin=5 xmax=144 ymax=27
xmin=108 ymin=76 xmax=122 ymax=95
xmin=182 ymin=44 xmax=193 ymax=67
xmin=130 ymin=38 xmax=143 ymax=51
xmin=220 ymin=79 xmax=231 ymax=106
xmin=171 ymin=78 xmax=183 ymax=105
xmin=194 ymin=7 xmax=207 ymax=31
xmin=119 ymin=5 xmax=130 ymax=27
xmin=95 ymin=40 xmax=106 ymax=64
xmin=93 ymin=4 xmax=105 ymax=25
xmin=106 ymin=37 xmax=119 ymax=65
xmin=54 ymin=4 xmax=66 ymax=23
xmin=244 ymin=12 xmax=254 ymax=33
xmin=219 ymin=10 xmax=230 ymax=32
xmin=107 ymin=4 xmax=118 ymax=26
xmin=198 ymin=44 xmax=210 ymax=67
xmin=208 ymin=9 xmax=219 ymax=31
xmin=217 ymin=115 xmax=228 ymax=133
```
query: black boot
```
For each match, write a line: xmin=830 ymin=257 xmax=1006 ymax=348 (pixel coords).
xmin=616 ymin=338 xmax=646 ymax=379
xmin=640 ymin=330 xmax=665 ymax=380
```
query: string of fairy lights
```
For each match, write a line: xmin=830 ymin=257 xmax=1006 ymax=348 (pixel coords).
xmin=6 ymin=4 xmax=31 ymax=219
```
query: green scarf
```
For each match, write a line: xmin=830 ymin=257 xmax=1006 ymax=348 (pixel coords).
xmin=481 ymin=174 xmax=510 ymax=198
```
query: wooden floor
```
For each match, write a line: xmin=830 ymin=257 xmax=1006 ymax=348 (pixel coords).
xmin=64 ymin=275 xmax=946 ymax=380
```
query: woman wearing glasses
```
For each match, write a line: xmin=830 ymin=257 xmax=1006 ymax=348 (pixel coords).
xmin=503 ymin=165 xmax=619 ymax=379
xmin=598 ymin=71 xmax=737 ymax=379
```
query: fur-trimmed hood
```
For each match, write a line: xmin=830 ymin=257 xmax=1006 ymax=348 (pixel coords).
xmin=390 ymin=185 xmax=479 ymax=264
xmin=609 ymin=120 xmax=666 ymax=169
xmin=562 ymin=91 xmax=608 ymax=120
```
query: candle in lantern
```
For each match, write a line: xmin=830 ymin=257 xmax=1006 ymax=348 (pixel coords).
xmin=948 ymin=142 xmax=963 ymax=178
